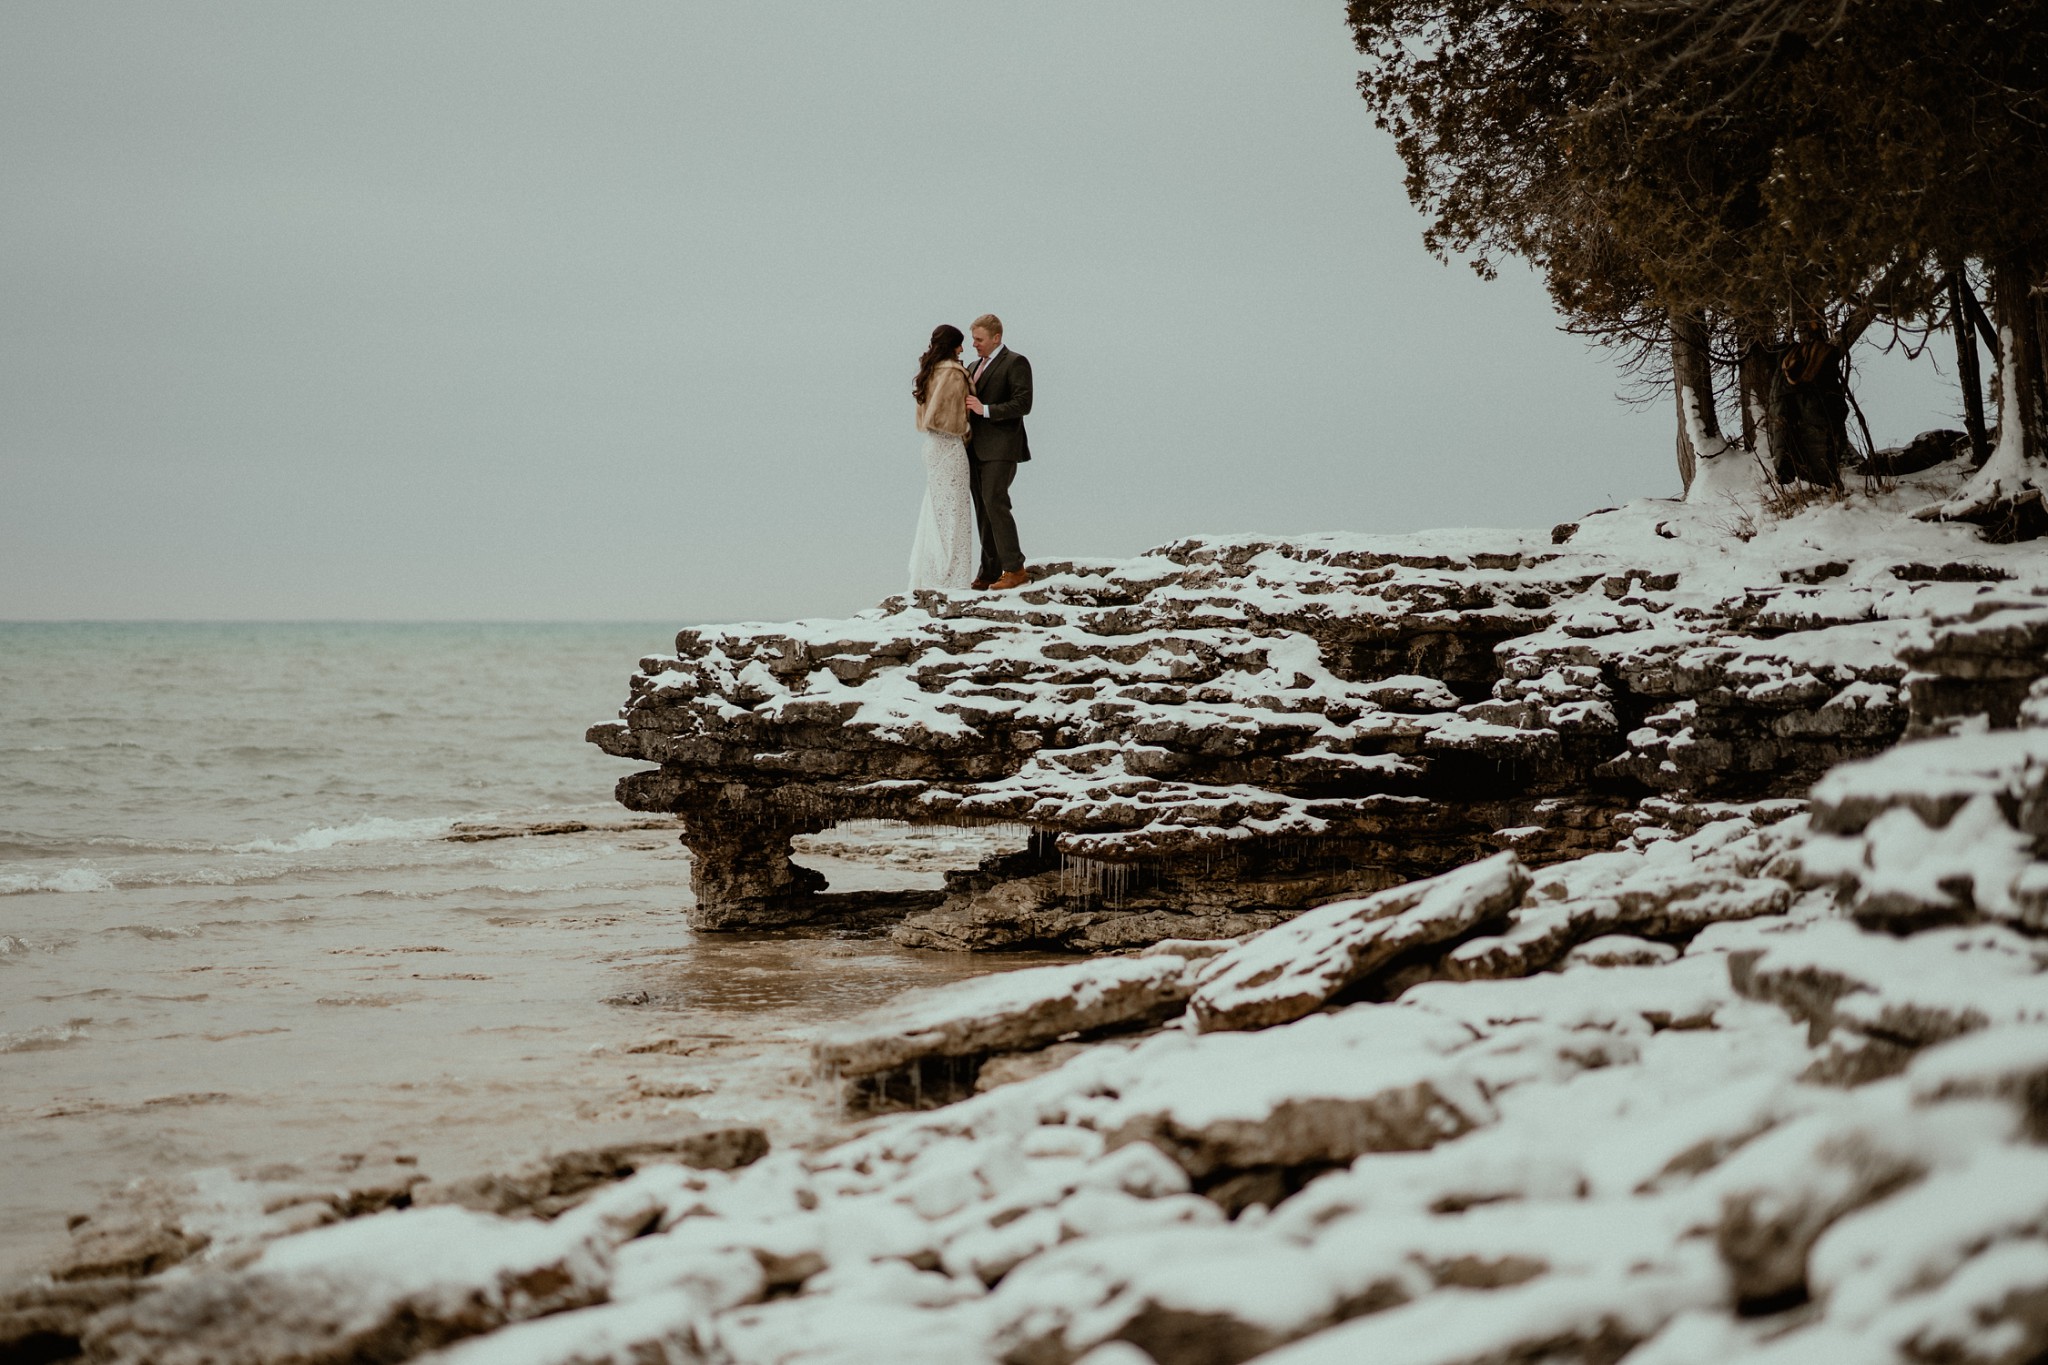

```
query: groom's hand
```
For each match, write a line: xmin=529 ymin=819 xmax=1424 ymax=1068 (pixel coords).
xmin=967 ymin=396 xmax=987 ymax=415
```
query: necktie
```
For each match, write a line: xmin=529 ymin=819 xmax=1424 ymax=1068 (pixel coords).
xmin=974 ymin=355 xmax=991 ymax=384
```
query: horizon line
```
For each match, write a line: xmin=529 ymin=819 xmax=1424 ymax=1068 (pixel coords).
xmin=0 ymin=617 xmax=698 ymax=627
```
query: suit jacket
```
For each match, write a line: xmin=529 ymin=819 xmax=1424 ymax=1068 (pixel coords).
xmin=966 ymin=348 xmax=1032 ymax=462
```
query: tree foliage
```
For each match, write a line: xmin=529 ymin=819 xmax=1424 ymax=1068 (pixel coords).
xmin=1347 ymin=0 xmax=2048 ymax=512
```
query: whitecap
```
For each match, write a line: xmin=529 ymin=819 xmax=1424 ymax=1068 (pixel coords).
xmin=0 ymin=1021 xmax=90 ymax=1053
xmin=0 ymin=865 xmax=117 ymax=895
xmin=0 ymin=861 xmax=271 ymax=895
xmin=232 ymin=815 xmax=453 ymax=855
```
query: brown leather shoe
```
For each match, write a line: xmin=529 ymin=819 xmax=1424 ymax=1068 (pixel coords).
xmin=970 ymin=577 xmax=994 ymax=590
xmin=991 ymin=568 xmax=1031 ymax=590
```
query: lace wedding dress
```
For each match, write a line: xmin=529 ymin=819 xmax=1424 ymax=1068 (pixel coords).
xmin=908 ymin=429 xmax=976 ymax=591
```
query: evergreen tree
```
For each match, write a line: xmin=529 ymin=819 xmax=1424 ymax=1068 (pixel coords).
xmin=1347 ymin=0 xmax=2048 ymax=526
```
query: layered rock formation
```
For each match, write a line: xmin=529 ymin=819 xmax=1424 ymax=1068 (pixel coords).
xmin=35 ymin=715 xmax=2048 ymax=1365
xmin=590 ymin=487 xmax=2044 ymax=949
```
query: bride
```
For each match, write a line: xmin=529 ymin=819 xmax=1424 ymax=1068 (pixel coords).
xmin=908 ymin=324 xmax=977 ymax=592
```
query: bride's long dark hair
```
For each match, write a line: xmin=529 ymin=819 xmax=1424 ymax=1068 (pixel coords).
xmin=913 ymin=324 xmax=965 ymax=405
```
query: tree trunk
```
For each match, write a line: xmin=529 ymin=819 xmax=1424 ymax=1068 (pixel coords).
xmin=1767 ymin=319 xmax=1850 ymax=490
xmin=2034 ymin=259 xmax=2048 ymax=440
xmin=1737 ymin=334 xmax=1779 ymax=477
xmin=1671 ymin=312 xmax=1720 ymax=494
xmin=1673 ymin=412 xmax=1696 ymax=495
xmin=1961 ymin=275 xmax=2002 ymax=363
xmin=1993 ymin=250 xmax=2045 ymax=472
xmin=1928 ymin=250 xmax=2048 ymax=531
xmin=1948 ymin=270 xmax=1991 ymax=467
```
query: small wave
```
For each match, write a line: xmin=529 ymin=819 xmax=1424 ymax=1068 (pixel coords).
xmin=1 ymin=1020 xmax=91 ymax=1053
xmin=216 ymin=744 xmax=344 ymax=761
xmin=103 ymin=924 xmax=201 ymax=940
xmin=182 ymin=893 xmax=305 ymax=911
xmin=233 ymin=815 xmax=453 ymax=855
xmin=0 ymin=830 xmax=232 ymax=860
xmin=87 ymin=835 xmax=221 ymax=855
xmin=9 ymin=741 xmax=146 ymax=754
xmin=487 ymin=845 xmax=610 ymax=872
xmin=0 ymin=866 xmax=116 ymax=895
xmin=348 ymin=882 xmax=552 ymax=901
xmin=0 ymin=860 xmax=276 ymax=895
xmin=145 ymin=865 xmax=243 ymax=888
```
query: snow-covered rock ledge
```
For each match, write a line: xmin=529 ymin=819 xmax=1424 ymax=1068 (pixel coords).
xmin=591 ymin=470 xmax=2048 ymax=948
xmin=14 ymin=474 xmax=2048 ymax=1363
xmin=20 ymin=710 xmax=2048 ymax=1363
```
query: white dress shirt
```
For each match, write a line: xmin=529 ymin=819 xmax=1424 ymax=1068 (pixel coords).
xmin=971 ymin=344 xmax=1006 ymax=409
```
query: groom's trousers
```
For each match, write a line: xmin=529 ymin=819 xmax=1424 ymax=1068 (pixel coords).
xmin=970 ymin=457 xmax=1025 ymax=578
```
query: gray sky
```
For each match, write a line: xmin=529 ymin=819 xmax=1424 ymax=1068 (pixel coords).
xmin=1 ymin=1 xmax=1957 ymax=622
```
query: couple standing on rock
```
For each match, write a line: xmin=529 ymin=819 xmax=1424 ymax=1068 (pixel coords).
xmin=909 ymin=313 xmax=1032 ymax=593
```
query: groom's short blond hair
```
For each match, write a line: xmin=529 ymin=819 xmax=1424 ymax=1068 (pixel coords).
xmin=972 ymin=313 xmax=1003 ymax=337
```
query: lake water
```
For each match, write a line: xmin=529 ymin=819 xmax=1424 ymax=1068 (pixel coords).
xmin=0 ymin=622 xmax=1029 ymax=1277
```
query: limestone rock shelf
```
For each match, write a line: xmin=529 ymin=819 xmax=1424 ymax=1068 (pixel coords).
xmin=590 ymin=490 xmax=2047 ymax=949
xmin=585 ymin=489 xmax=2039 ymax=949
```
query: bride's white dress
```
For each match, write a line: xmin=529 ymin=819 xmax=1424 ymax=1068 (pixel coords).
xmin=908 ymin=430 xmax=976 ymax=591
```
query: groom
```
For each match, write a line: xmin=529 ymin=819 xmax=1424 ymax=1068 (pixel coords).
xmin=964 ymin=313 xmax=1031 ymax=591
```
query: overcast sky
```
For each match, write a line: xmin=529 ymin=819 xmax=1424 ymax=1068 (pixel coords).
xmin=1 ymin=1 xmax=1958 ymax=622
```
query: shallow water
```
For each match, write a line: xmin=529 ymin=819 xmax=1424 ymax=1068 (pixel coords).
xmin=0 ymin=623 xmax=1033 ymax=1277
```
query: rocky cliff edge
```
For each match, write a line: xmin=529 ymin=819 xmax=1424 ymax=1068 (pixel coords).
xmin=589 ymin=471 xmax=2046 ymax=950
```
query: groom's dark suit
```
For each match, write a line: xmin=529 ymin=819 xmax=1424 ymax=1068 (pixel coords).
xmin=966 ymin=346 xmax=1031 ymax=579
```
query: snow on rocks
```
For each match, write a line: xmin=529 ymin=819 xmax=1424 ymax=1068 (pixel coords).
xmin=1086 ymin=1008 xmax=1497 ymax=1182
xmin=1902 ymin=598 xmax=2048 ymax=732
xmin=590 ymin=479 xmax=2048 ymax=945
xmin=1799 ymin=729 xmax=2048 ymax=932
xmin=1187 ymin=851 xmax=1530 ymax=1032
xmin=1731 ymin=920 xmax=2048 ymax=1059
xmin=1435 ymin=813 xmax=1802 ymax=986
xmin=812 ymin=954 xmax=1204 ymax=1111
xmin=84 ymin=1188 xmax=640 ymax=1364
xmin=412 ymin=1128 xmax=771 ymax=1218
xmin=34 ymin=487 xmax=2048 ymax=1365
xmin=1565 ymin=934 xmax=1680 ymax=967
